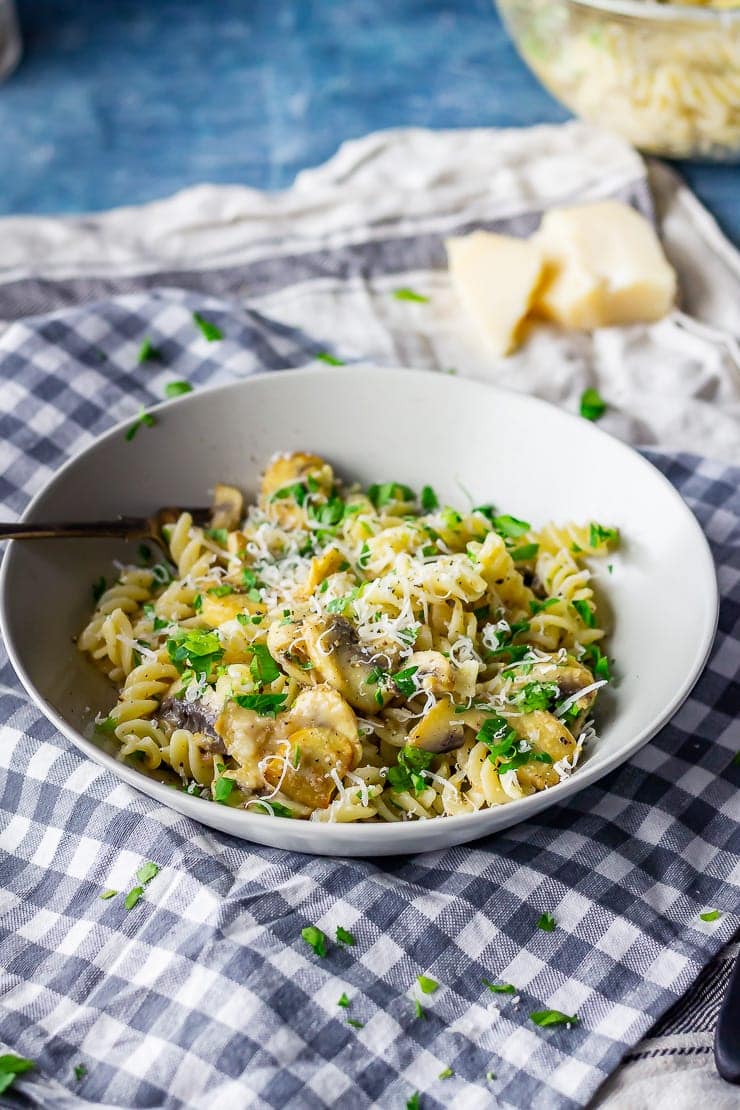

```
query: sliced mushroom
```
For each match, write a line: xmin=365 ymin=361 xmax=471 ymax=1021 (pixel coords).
xmin=210 ymin=483 xmax=243 ymax=532
xmin=510 ymin=710 xmax=577 ymax=791
xmin=267 ymin=619 xmax=314 ymax=684
xmin=406 ymin=651 xmax=454 ymax=696
xmin=160 ymin=696 xmax=223 ymax=748
xmin=286 ymin=684 xmax=360 ymax=751
xmin=507 ymin=658 xmax=598 ymax=737
xmin=263 ymin=726 xmax=358 ymax=809
xmin=302 ymin=616 xmax=393 ymax=713
xmin=214 ymin=701 xmax=277 ymax=789
xmin=407 ymin=699 xmax=464 ymax=753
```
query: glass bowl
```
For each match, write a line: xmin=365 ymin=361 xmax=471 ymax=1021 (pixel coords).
xmin=495 ymin=0 xmax=740 ymax=160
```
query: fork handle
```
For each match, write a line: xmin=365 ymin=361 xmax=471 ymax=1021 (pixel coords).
xmin=0 ymin=517 xmax=151 ymax=541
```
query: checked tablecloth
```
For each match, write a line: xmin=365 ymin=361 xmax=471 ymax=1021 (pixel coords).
xmin=0 ymin=124 xmax=739 ymax=1109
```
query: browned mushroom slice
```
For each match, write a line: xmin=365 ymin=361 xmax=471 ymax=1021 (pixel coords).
xmin=407 ymin=699 xmax=464 ymax=753
xmin=406 ymin=651 xmax=454 ymax=696
xmin=286 ymin=685 xmax=361 ymax=759
xmin=302 ymin=616 xmax=393 ymax=713
xmin=214 ymin=700 xmax=276 ymax=790
xmin=262 ymin=726 xmax=359 ymax=809
xmin=210 ymin=483 xmax=244 ymax=532
xmin=267 ymin=620 xmax=314 ymax=684
xmin=508 ymin=658 xmax=598 ymax=737
xmin=295 ymin=548 xmax=346 ymax=600
xmin=160 ymin=696 xmax=223 ymax=749
xmin=510 ymin=710 xmax=577 ymax=792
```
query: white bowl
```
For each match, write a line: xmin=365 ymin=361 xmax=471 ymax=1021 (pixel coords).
xmin=0 ymin=367 xmax=718 ymax=856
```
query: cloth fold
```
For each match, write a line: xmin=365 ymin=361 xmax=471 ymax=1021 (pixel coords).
xmin=0 ymin=123 xmax=739 ymax=1108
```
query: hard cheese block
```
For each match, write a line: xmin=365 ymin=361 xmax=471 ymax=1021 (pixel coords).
xmin=533 ymin=201 xmax=677 ymax=329
xmin=446 ymin=231 xmax=545 ymax=356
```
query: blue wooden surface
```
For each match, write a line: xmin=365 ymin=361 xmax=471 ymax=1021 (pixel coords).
xmin=2 ymin=0 xmax=737 ymax=243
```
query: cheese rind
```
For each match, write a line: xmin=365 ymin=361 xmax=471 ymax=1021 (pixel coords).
xmin=532 ymin=202 xmax=677 ymax=328
xmin=445 ymin=231 xmax=546 ymax=357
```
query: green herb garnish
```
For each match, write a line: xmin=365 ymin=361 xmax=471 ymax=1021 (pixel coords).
xmin=417 ymin=974 xmax=439 ymax=994
xmin=700 ymin=909 xmax=722 ymax=922
xmin=387 ymin=745 xmax=434 ymax=794
xmin=347 ymin=1018 xmax=365 ymax=1029
xmin=572 ymin=599 xmax=596 ymax=627
xmin=511 ymin=543 xmax=539 ymax=562
xmin=99 ymin=889 xmax=117 ymax=900
xmin=136 ymin=861 xmax=159 ymax=885
xmin=529 ymin=597 xmax=558 ymax=615
xmin=438 ymin=1067 xmax=454 ymax=1079
xmin=393 ymin=288 xmax=429 ymax=303
xmin=165 ymin=380 xmax=193 ymax=398
xmin=234 ymin=692 xmax=287 ymax=717
xmin=193 ymin=311 xmax=223 ymax=341
xmin=580 ymin=387 xmax=606 ymax=421
xmin=301 ymin=925 xmax=328 ymax=957
xmin=406 ymin=1093 xmax=421 ymax=1110
xmin=315 ymin=351 xmax=345 ymax=365
xmin=367 ymin=481 xmax=415 ymax=509
xmin=124 ymin=886 xmax=144 ymax=911
xmin=249 ymin=643 xmax=281 ymax=686
xmin=338 ymin=993 xmax=350 ymax=1008
xmin=73 ymin=1064 xmax=88 ymax=1081
xmin=125 ymin=410 xmax=156 ymax=441
xmin=483 ymin=980 xmax=516 ymax=994
xmin=421 ymin=485 xmax=439 ymax=512
xmin=213 ymin=773 xmax=235 ymax=804
xmin=589 ymin=522 xmax=619 ymax=547
xmin=530 ymin=1009 xmax=578 ymax=1027
xmin=414 ymin=999 xmax=425 ymax=1019
xmin=166 ymin=628 xmax=223 ymax=679
xmin=336 ymin=926 xmax=356 ymax=946
xmin=252 ymin=799 xmax=293 ymax=818
xmin=537 ymin=912 xmax=556 ymax=932
xmin=138 ymin=336 xmax=161 ymax=363
xmin=512 ymin=681 xmax=558 ymax=712
xmin=493 ymin=514 xmax=530 ymax=539
xmin=208 ymin=584 xmax=234 ymax=598
xmin=0 ymin=1055 xmax=35 ymax=1095
xmin=393 ymin=666 xmax=419 ymax=698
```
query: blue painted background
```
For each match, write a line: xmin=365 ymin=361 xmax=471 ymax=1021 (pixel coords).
xmin=2 ymin=0 xmax=738 ymax=242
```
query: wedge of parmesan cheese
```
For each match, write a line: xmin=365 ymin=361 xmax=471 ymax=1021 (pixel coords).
xmin=532 ymin=202 xmax=676 ymax=329
xmin=445 ymin=231 xmax=546 ymax=357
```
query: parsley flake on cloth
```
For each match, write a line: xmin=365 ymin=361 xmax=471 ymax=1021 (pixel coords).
xmin=417 ymin=974 xmax=439 ymax=994
xmin=301 ymin=925 xmax=328 ymax=957
xmin=0 ymin=1055 xmax=35 ymax=1095
xmin=580 ymin=388 xmax=607 ymax=421
xmin=336 ymin=926 xmax=356 ymax=946
xmin=537 ymin=912 xmax=556 ymax=932
xmin=192 ymin=311 xmax=223 ymax=341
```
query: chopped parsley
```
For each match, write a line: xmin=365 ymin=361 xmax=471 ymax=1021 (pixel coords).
xmin=95 ymin=716 xmax=117 ymax=734
xmin=537 ymin=912 xmax=556 ymax=932
xmin=529 ymin=597 xmax=558 ymax=615
xmin=167 ymin=628 xmax=224 ymax=680
xmin=271 ymin=482 xmax=308 ymax=505
xmin=301 ymin=925 xmax=328 ymax=957
xmin=73 ymin=1064 xmax=88 ymax=1081
xmin=234 ymin=691 xmax=288 ymax=718
xmin=192 ymin=311 xmax=223 ymax=341
xmin=125 ymin=410 xmax=156 ymax=441
xmin=393 ymin=287 xmax=429 ymax=303
xmin=249 ymin=643 xmax=281 ymax=686
xmin=417 ymin=974 xmax=439 ymax=994
xmin=212 ymin=764 xmax=236 ymax=804
xmin=414 ymin=999 xmax=425 ymax=1019
xmin=572 ymin=599 xmax=596 ymax=627
xmin=700 ymin=909 xmax=722 ymax=922
xmin=346 ymin=1018 xmax=364 ymax=1029
xmin=387 ymin=745 xmax=434 ymax=794
xmin=251 ymin=800 xmax=293 ymax=818
xmin=137 ymin=336 xmax=161 ymax=363
xmin=589 ymin=522 xmax=619 ymax=548
xmin=165 ymin=380 xmax=193 ymax=398
xmin=0 ymin=1055 xmax=35 ymax=1095
xmin=582 ymin=643 xmax=610 ymax=681
xmin=205 ymin=527 xmax=229 ymax=545
xmin=338 ymin=993 xmax=350 ymax=1008
xmin=580 ymin=387 xmax=606 ymax=421
xmin=208 ymin=584 xmax=234 ymax=598
xmin=393 ymin=666 xmax=419 ymax=698
xmin=510 ymin=543 xmax=539 ymax=562
xmin=315 ymin=351 xmax=345 ymax=365
xmin=406 ymin=1093 xmax=421 ymax=1110
xmin=336 ymin=926 xmax=356 ymax=946
xmin=530 ymin=1009 xmax=579 ymax=1027
xmin=136 ymin=861 xmax=159 ymax=885
xmin=92 ymin=576 xmax=107 ymax=603
xmin=367 ymin=481 xmax=415 ymax=508
xmin=124 ymin=886 xmax=144 ymax=911
xmin=99 ymin=889 xmax=117 ymax=900
xmin=438 ymin=1067 xmax=454 ymax=1079
xmin=358 ymin=542 xmax=371 ymax=569
xmin=420 ymin=485 xmax=439 ymax=512
xmin=493 ymin=514 xmax=530 ymax=539
xmin=483 ymin=980 xmax=516 ymax=994
xmin=511 ymin=681 xmax=559 ymax=712
xmin=193 ymin=594 xmax=203 ymax=613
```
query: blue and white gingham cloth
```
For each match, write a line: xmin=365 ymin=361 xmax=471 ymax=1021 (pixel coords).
xmin=0 ymin=292 xmax=738 ymax=1110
